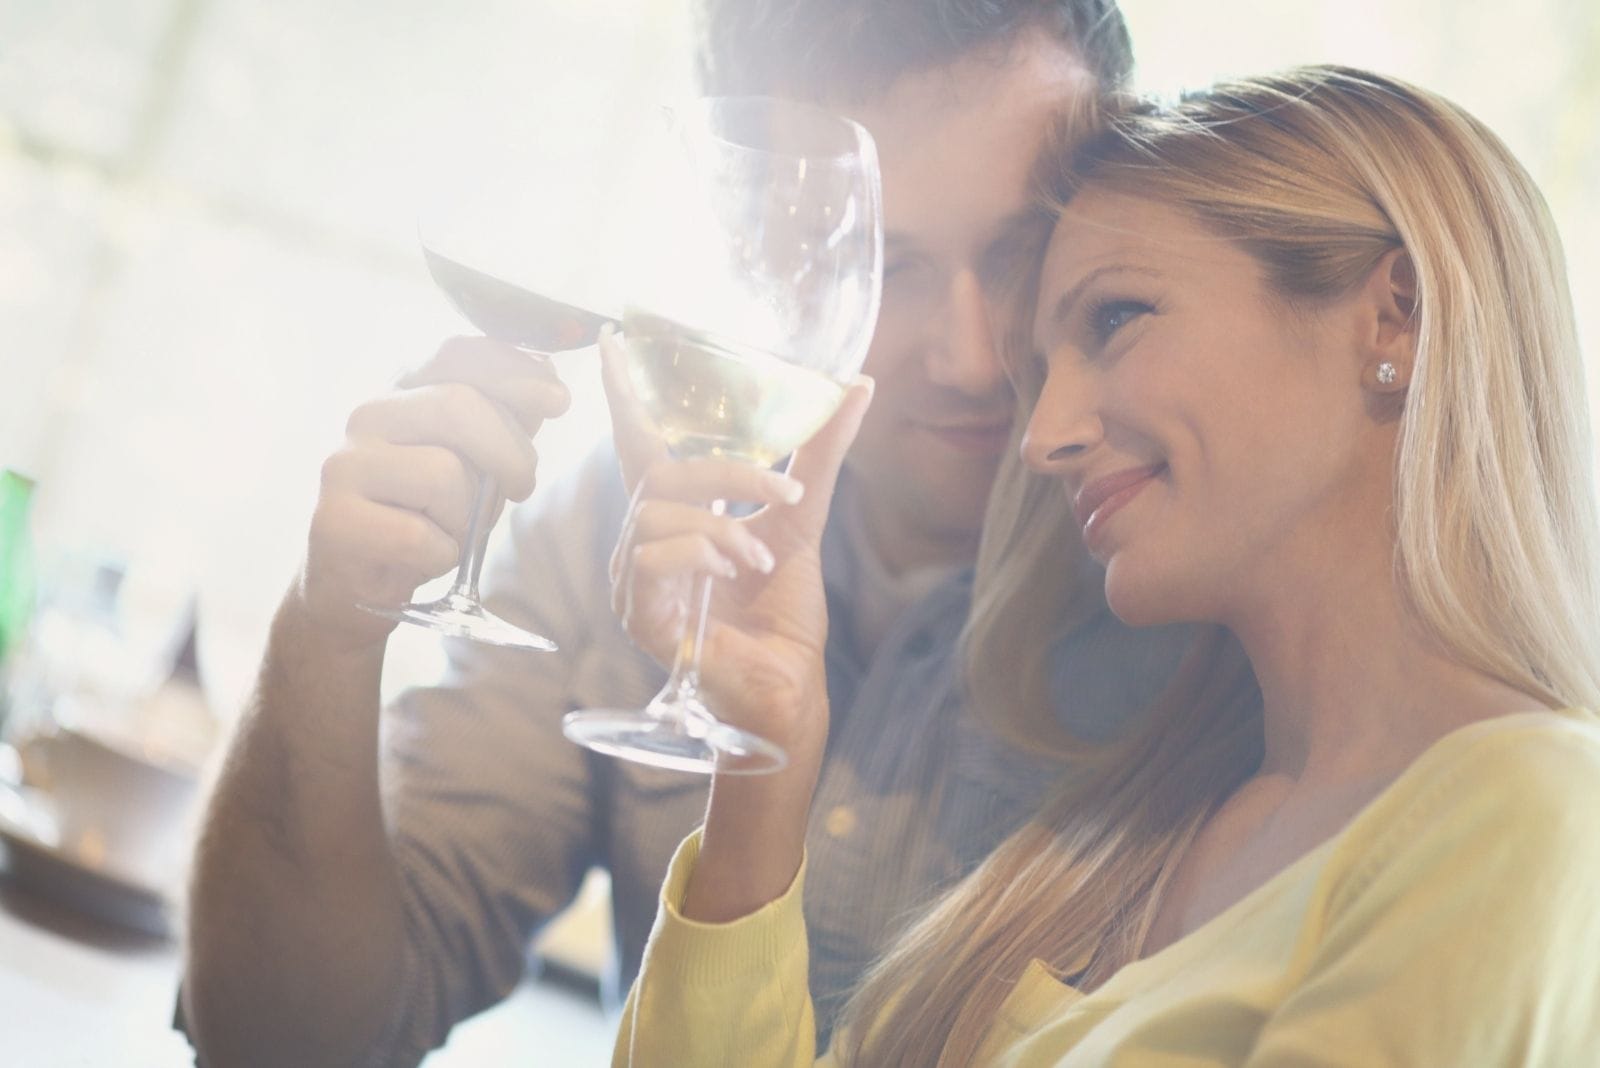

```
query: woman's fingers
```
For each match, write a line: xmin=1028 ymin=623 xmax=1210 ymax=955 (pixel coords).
xmin=607 ymin=374 xmax=872 ymax=602
xmin=782 ymin=376 xmax=874 ymax=538
xmin=610 ymin=497 xmax=773 ymax=586
xmin=633 ymin=455 xmax=805 ymax=510
xmin=612 ymin=533 xmax=738 ymax=657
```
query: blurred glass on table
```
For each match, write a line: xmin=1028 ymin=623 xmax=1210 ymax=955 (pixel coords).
xmin=0 ymin=546 xmax=216 ymax=934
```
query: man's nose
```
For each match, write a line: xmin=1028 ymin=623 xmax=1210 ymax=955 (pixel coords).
xmin=927 ymin=269 xmax=1008 ymax=398
xmin=1020 ymin=358 xmax=1102 ymax=475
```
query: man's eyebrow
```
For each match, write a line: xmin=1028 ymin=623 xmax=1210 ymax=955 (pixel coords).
xmin=1048 ymin=264 xmax=1161 ymax=327
xmin=981 ymin=209 xmax=1054 ymax=265
xmin=988 ymin=208 xmax=1054 ymax=250
xmin=886 ymin=208 xmax=1054 ymax=260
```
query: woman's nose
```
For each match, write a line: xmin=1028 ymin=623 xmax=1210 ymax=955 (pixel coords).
xmin=1020 ymin=360 xmax=1102 ymax=474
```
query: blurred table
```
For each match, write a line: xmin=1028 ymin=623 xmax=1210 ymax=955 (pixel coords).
xmin=0 ymin=864 xmax=613 ymax=1066
xmin=0 ymin=875 xmax=189 ymax=1067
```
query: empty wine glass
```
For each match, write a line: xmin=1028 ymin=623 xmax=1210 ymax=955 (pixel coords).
xmin=561 ymin=96 xmax=883 ymax=774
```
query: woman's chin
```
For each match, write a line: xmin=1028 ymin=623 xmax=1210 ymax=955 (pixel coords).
xmin=1103 ymin=566 xmax=1188 ymax=629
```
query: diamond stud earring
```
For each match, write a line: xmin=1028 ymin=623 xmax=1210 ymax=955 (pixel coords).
xmin=1376 ymin=361 xmax=1398 ymax=386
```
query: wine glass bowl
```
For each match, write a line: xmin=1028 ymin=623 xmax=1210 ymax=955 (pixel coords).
xmin=561 ymin=96 xmax=883 ymax=774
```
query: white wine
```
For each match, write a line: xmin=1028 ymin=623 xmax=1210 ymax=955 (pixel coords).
xmin=622 ymin=309 xmax=847 ymax=466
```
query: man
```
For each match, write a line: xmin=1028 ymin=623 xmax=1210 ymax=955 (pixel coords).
xmin=182 ymin=2 xmax=1188 ymax=1064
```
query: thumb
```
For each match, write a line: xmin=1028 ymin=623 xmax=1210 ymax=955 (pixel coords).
xmin=599 ymin=324 xmax=669 ymax=492
xmin=783 ymin=375 xmax=875 ymax=537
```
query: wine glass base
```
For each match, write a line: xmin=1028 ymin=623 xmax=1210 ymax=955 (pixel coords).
xmin=362 ymin=593 xmax=557 ymax=652
xmin=561 ymin=709 xmax=787 ymax=775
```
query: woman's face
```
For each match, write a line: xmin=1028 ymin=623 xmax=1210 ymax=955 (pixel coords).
xmin=1023 ymin=191 xmax=1398 ymax=628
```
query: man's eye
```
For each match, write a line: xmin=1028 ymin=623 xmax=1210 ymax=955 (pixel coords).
xmin=883 ymin=257 xmax=938 ymax=301
xmin=1089 ymin=299 xmax=1154 ymax=345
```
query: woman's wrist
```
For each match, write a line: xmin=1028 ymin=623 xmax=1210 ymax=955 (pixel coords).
xmin=681 ymin=716 xmax=824 ymax=923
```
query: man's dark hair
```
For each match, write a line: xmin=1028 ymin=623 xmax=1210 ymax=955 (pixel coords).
xmin=695 ymin=0 xmax=1133 ymax=102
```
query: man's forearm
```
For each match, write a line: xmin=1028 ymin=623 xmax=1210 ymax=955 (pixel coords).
xmin=183 ymin=590 xmax=408 ymax=1067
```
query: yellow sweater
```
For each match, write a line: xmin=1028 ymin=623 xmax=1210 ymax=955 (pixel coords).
xmin=614 ymin=709 xmax=1600 ymax=1066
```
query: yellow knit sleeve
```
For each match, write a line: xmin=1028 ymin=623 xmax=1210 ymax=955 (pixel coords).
xmin=611 ymin=828 xmax=826 ymax=1068
xmin=1245 ymin=717 xmax=1600 ymax=1066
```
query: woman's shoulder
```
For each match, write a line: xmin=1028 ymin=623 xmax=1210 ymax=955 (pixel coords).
xmin=1410 ymin=707 xmax=1600 ymax=801
xmin=1333 ymin=708 xmax=1600 ymax=901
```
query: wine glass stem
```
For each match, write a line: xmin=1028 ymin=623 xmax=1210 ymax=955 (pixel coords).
xmin=655 ymin=499 xmax=726 ymax=727
xmin=446 ymin=474 xmax=499 ymax=602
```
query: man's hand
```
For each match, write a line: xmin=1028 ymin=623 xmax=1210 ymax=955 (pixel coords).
xmin=298 ymin=336 xmax=571 ymax=649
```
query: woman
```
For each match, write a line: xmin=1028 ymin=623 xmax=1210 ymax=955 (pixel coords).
xmin=603 ymin=66 xmax=1600 ymax=1065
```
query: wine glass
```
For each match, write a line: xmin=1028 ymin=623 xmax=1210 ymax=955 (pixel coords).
xmin=561 ymin=96 xmax=884 ymax=774
xmin=360 ymin=147 xmax=618 ymax=651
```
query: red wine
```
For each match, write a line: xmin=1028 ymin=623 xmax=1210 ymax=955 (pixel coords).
xmin=423 ymin=247 xmax=611 ymax=352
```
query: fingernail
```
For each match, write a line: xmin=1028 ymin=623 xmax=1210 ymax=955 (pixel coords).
xmin=750 ymin=540 xmax=776 ymax=574
xmin=771 ymin=474 xmax=805 ymax=505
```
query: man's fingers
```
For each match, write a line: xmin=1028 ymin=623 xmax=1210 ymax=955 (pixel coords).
xmin=321 ymin=443 xmax=477 ymax=545
xmin=399 ymin=336 xmax=572 ymax=434
xmin=308 ymin=494 xmax=460 ymax=606
xmin=346 ymin=383 xmax=541 ymax=501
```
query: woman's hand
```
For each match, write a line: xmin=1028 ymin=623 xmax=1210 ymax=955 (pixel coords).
xmin=605 ymin=327 xmax=873 ymax=774
xmin=602 ymin=327 xmax=873 ymax=918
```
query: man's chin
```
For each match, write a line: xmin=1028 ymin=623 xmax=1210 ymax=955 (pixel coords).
xmin=913 ymin=422 xmax=1014 ymax=458
xmin=901 ymin=480 xmax=993 ymax=549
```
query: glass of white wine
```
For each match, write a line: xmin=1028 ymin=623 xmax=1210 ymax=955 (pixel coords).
xmin=562 ymin=96 xmax=884 ymax=774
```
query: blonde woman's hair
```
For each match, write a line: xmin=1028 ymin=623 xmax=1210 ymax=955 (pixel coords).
xmin=836 ymin=64 xmax=1600 ymax=1066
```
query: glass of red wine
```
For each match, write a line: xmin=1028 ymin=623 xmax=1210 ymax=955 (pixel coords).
xmin=359 ymin=162 xmax=616 ymax=651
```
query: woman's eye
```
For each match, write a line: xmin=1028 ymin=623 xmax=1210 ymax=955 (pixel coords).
xmin=1088 ymin=299 xmax=1154 ymax=345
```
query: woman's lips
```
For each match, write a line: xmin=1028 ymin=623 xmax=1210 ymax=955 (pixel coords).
xmin=1074 ymin=464 xmax=1165 ymax=549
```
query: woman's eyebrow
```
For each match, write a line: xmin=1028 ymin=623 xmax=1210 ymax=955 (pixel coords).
xmin=1047 ymin=264 xmax=1161 ymax=328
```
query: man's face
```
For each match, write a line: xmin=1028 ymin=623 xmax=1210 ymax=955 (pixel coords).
xmin=840 ymin=35 xmax=1093 ymax=558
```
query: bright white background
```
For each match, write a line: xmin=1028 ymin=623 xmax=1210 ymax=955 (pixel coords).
xmin=1 ymin=0 xmax=1596 ymax=719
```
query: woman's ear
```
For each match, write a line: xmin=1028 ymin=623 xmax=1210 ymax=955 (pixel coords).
xmin=1359 ymin=247 xmax=1417 ymax=393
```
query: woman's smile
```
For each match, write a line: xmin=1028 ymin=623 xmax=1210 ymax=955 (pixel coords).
xmin=1073 ymin=462 xmax=1167 ymax=553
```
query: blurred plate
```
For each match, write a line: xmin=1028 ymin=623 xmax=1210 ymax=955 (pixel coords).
xmin=0 ymin=779 xmax=175 ymax=936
